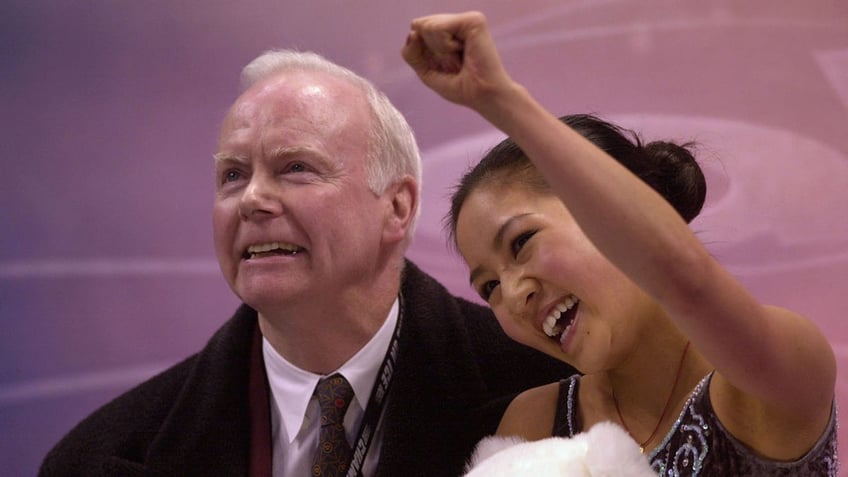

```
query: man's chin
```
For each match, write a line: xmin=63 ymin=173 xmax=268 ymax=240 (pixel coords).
xmin=236 ymin=282 xmax=309 ymax=311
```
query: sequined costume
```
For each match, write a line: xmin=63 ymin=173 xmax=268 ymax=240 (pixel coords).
xmin=553 ymin=373 xmax=838 ymax=476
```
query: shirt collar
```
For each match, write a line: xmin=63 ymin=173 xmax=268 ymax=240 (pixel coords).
xmin=262 ymin=298 xmax=400 ymax=444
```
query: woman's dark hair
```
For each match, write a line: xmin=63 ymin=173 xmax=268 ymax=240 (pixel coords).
xmin=446 ymin=114 xmax=707 ymax=246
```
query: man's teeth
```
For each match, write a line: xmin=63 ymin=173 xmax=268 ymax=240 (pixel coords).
xmin=543 ymin=295 xmax=579 ymax=337
xmin=246 ymin=241 xmax=301 ymax=258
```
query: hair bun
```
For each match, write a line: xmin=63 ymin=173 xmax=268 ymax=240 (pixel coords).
xmin=638 ymin=140 xmax=706 ymax=223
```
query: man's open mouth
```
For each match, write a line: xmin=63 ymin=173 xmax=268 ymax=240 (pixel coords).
xmin=244 ymin=241 xmax=304 ymax=259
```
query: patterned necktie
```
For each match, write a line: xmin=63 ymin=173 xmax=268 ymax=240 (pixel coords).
xmin=311 ymin=373 xmax=355 ymax=477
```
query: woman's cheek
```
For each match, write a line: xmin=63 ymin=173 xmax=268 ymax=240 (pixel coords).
xmin=534 ymin=246 xmax=575 ymax=284
xmin=494 ymin=311 xmax=528 ymax=343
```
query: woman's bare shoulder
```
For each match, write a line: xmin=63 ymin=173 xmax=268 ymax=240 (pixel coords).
xmin=496 ymin=381 xmax=564 ymax=440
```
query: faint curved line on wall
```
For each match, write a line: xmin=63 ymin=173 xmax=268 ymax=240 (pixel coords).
xmin=815 ymin=49 xmax=848 ymax=111
xmin=0 ymin=362 xmax=171 ymax=407
xmin=494 ymin=17 xmax=846 ymax=52
xmin=0 ymin=258 xmax=220 ymax=279
xmin=488 ymin=0 xmax=623 ymax=36
xmin=382 ymin=14 xmax=845 ymax=85
xmin=491 ymin=2 xmax=844 ymax=38
xmin=721 ymin=251 xmax=848 ymax=276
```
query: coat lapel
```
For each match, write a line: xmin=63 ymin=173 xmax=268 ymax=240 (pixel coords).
xmin=143 ymin=306 xmax=258 ymax=475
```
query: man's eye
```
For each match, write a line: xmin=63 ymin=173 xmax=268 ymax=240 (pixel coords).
xmin=286 ymin=162 xmax=306 ymax=173
xmin=223 ymin=169 xmax=242 ymax=183
xmin=480 ymin=280 xmax=500 ymax=301
xmin=511 ymin=230 xmax=537 ymax=257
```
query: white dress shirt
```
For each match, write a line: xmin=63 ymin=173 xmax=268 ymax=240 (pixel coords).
xmin=263 ymin=299 xmax=398 ymax=477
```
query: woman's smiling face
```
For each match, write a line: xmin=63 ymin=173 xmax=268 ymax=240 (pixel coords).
xmin=455 ymin=181 xmax=652 ymax=373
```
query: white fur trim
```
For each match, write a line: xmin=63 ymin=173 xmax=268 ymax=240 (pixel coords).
xmin=463 ymin=421 xmax=655 ymax=477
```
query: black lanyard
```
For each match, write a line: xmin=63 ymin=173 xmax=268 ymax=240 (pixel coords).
xmin=345 ymin=294 xmax=404 ymax=477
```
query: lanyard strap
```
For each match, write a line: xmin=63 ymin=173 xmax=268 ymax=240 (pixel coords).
xmin=346 ymin=293 xmax=404 ymax=477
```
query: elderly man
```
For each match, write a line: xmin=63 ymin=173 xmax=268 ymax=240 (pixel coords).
xmin=39 ymin=50 xmax=576 ymax=477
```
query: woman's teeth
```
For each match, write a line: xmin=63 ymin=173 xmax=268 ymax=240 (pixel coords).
xmin=543 ymin=295 xmax=579 ymax=338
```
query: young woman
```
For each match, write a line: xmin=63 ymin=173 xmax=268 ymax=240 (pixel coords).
xmin=402 ymin=11 xmax=837 ymax=475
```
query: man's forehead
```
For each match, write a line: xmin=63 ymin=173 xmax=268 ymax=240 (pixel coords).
xmin=240 ymin=69 xmax=358 ymax=105
xmin=217 ymin=69 xmax=372 ymax=156
xmin=225 ymin=70 xmax=367 ymax=126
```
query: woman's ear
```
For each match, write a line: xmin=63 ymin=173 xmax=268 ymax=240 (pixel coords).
xmin=382 ymin=175 xmax=418 ymax=245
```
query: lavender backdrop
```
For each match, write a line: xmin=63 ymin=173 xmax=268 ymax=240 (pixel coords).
xmin=2 ymin=1 xmax=847 ymax=475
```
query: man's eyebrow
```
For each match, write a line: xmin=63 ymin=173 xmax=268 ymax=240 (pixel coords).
xmin=467 ymin=213 xmax=533 ymax=286
xmin=270 ymin=146 xmax=333 ymax=167
xmin=268 ymin=146 xmax=317 ymax=163
xmin=212 ymin=147 xmax=307 ymax=164
xmin=270 ymin=145 xmax=309 ymax=157
xmin=212 ymin=152 xmax=245 ymax=165
xmin=212 ymin=146 xmax=335 ymax=170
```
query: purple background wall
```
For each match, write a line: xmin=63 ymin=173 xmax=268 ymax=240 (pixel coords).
xmin=2 ymin=1 xmax=847 ymax=475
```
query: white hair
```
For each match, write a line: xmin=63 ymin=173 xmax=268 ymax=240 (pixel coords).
xmin=240 ymin=50 xmax=422 ymax=241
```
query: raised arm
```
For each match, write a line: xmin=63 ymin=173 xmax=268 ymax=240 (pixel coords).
xmin=403 ymin=11 xmax=835 ymax=442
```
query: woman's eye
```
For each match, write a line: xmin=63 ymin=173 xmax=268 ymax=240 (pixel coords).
xmin=510 ymin=230 xmax=537 ymax=257
xmin=480 ymin=280 xmax=500 ymax=301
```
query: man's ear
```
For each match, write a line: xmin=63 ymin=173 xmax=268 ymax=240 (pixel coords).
xmin=382 ymin=175 xmax=418 ymax=245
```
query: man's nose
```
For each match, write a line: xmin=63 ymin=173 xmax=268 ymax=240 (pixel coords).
xmin=239 ymin=175 xmax=284 ymax=219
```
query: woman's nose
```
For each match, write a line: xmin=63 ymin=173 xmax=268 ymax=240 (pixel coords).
xmin=501 ymin=271 xmax=536 ymax=314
